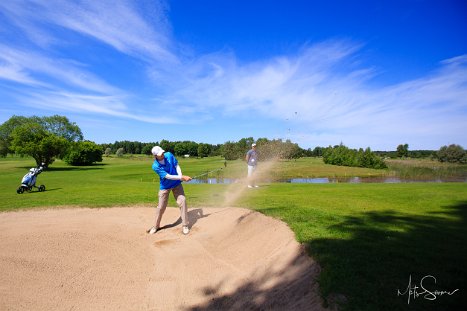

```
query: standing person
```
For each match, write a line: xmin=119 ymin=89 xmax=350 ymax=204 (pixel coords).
xmin=147 ymin=146 xmax=192 ymax=235
xmin=246 ymin=143 xmax=259 ymax=188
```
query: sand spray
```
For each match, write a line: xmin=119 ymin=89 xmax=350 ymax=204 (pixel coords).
xmin=221 ymin=158 xmax=280 ymax=207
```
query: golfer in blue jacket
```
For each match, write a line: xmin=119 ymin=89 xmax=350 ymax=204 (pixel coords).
xmin=148 ymin=146 xmax=192 ymax=235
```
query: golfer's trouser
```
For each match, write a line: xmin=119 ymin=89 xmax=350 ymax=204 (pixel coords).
xmin=154 ymin=184 xmax=188 ymax=228
xmin=247 ymin=165 xmax=256 ymax=185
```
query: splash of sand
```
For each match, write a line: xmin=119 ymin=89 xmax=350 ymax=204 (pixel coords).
xmin=222 ymin=158 xmax=279 ymax=207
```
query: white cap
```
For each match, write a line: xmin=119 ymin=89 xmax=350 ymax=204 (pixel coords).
xmin=151 ymin=146 xmax=165 ymax=156
xmin=252 ymin=143 xmax=256 ymax=147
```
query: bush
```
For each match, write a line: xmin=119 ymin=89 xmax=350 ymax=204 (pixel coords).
xmin=64 ymin=141 xmax=103 ymax=165
xmin=116 ymin=148 xmax=124 ymax=157
xmin=437 ymin=144 xmax=467 ymax=163
xmin=323 ymin=144 xmax=387 ymax=169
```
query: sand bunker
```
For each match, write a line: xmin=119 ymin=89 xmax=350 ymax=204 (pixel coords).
xmin=0 ymin=207 xmax=326 ymax=310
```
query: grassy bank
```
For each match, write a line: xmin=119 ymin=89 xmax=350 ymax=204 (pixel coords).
xmin=1 ymin=156 xmax=466 ymax=310
xmin=236 ymin=182 xmax=467 ymax=310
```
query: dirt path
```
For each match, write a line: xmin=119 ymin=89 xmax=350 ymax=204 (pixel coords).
xmin=0 ymin=207 xmax=326 ymax=310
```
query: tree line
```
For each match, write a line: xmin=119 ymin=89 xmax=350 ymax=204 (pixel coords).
xmin=1 ymin=115 xmax=465 ymax=167
xmin=101 ymin=137 xmax=304 ymax=160
xmin=100 ymin=140 xmax=223 ymax=158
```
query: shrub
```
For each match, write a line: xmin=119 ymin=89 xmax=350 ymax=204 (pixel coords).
xmin=323 ymin=144 xmax=387 ymax=169
xmin=64 ymin=141 xmax=103 ymax=165
xmin=437 ymin=144 xmax=467 ymax=163
xmin=116 ymin=148 xmax=124 ymax=157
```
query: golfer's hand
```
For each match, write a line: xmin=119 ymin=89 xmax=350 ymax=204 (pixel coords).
xmin=181 ymin=175 xmax=192 ymax=182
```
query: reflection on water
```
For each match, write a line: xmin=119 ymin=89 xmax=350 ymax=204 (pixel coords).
xmin=191 ymin=176 xmax=467 ymax=184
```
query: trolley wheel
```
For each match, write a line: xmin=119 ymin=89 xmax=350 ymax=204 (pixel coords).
xmin=17 ymin=187 xmax=24 ymax=194
xmin=38 ymin=185 xmax=45 ymax=192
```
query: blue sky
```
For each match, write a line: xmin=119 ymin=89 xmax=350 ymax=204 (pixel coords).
xmin=0 ymin=0 xmax=466 ymax=150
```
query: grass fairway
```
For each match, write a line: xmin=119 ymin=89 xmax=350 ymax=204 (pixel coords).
xmin=238 ymin=183 xmax=467 ymax=310
xmin=1 ymin=156 xmax=466 ymax=310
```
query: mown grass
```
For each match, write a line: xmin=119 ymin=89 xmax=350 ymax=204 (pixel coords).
xmin=1 ymin=156 xmax=466 ymax=310
xmin=237 ymin=183 xmax=467 ymax=310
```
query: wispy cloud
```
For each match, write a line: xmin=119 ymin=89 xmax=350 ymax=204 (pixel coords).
xmin=0 ymin=1 xmax=465 ymax=149
xmin=16 ymin=90 xmax=178 ymax=124
xmin=0 ymin=44 xmax=120 ymax=94
xmin=151 ymin=40 xmax=466 ymax=148
xmin=0 ymin=0 xmax=176 ymax=63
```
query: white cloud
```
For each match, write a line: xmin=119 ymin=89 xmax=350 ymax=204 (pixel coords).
xmin=0 ymin=1 xmax=465 ymax=149
xmin=0 ymin=0 xmax=176 ymax=63
xmin=16 ymin=90 xmax=178 ymax=124
xmin=0 ymin=44 xmax=121 ymax=94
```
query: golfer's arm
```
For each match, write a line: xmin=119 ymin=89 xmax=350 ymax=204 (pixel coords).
xmin=164 ymin=165 xmax=183 ymax=180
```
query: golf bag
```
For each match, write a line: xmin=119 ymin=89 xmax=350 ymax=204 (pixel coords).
xmin=17 ymin=164 xmax=46 ymax=194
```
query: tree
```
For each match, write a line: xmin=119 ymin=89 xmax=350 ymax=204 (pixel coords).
xmin=142 ymin=144 xmax=154 ymax=155
xmin=159 ymin=139 xmax=175 ymax=154
xmin=1 ymin=115 xmax=83 ymax=164
xmin=312 ymin=146 xmax=324 ymax=157
xmin=104 ymin=147 xmax=111 ymax=156
xmin=40 ymin=115 xmax=83 ymax=142
xmin=323 ymin=143 xmax=387 ymax=169
xmin=396 ymin=144 xmax=409 ymax=158
xmin=197 ymin=143 xmax=211 ymax=158
xmin=0 ymin=115 xmax=30 ymax=156
xmin=221 ymin=141 xmax=241 ymax=160
xmin=437 ymin=144 xmax=467 ymax=163
xmin=10 ymin=123 xmax=68 ymax=166
xmin=64 ymin=141 xmax=103 ymax=165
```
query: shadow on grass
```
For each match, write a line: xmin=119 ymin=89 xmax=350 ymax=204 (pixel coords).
xmin=46 ymin=164 xmax=106 ymax=171
xmin=17 ymin=164 xmax=106 ymax=171
xmin=19 ymin=188 xmax=62 ymax=194
xmin=307 ymin=201 xmax=467 ymax=311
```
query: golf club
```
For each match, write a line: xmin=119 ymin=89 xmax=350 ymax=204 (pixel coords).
xmin=191 ymin=167 xmax=224 ymax=179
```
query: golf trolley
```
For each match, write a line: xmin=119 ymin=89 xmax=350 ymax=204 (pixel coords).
xmin=17 ymin=164 xmax=46 ymax=194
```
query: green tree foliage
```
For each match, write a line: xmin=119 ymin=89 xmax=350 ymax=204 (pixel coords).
xmin=64 ymin=141 xmax=103 ymax=165
xmin=220 ymin=137 xmax=304 ymax=161
xmin=437 ymin=144 xmax=467 ymax=163
xmin=141 ymin=144 xmax=154 ymax=155
xmin=197 ymin=143 xmax=211 ymax=158
xmin=174 ymin=141 xmax=198 ymax=157
xmin=396 ymin=143 xmax=409 ymax=158
xmin=221 ymin=141 xmax=242 ymax=160
xmin=0 ymin=115 xmax=31 ymax=156
xmin=1 ymin=115 xmax=83 ymax=164
xmin=323 ymin=144 xmax=387 ymax=169
xmin=256 ymin=138 xmax=303 ymax=160
xmin=159 ymin=139 xmax=175 ymax=154
xmin=40 ymin=115 xmax=83 ymax=142
xmin=374 ymin=149 xmax=435 ymax=159
xmin=11 ymin=123 xmax=68 ymax=166
xmin=312 ymin=146 xmax=325 ymax=157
